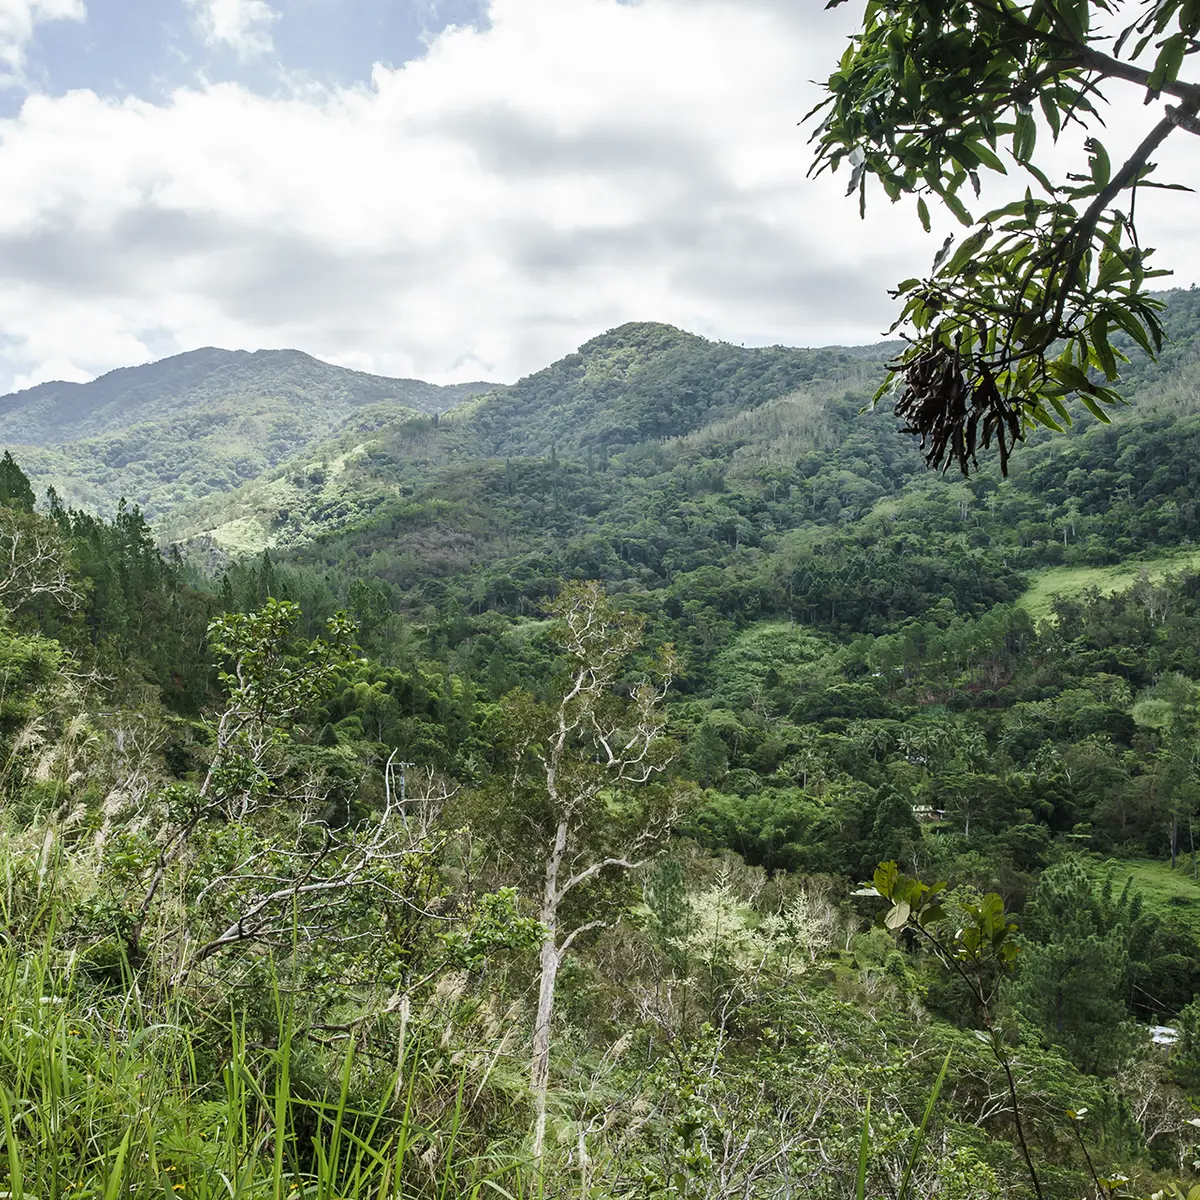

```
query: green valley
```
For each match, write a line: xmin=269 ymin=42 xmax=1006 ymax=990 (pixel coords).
xmin=5 ymin=290 xmax=1200 ymax=1198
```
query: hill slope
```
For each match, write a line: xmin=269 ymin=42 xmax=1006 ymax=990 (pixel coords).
xmin=0 ymin=348 xmax=493 ymax=518
xmin=456 ymin=321 xmax=891 ymax=458
xmin=159 ymin=324 xmax=895 ymax=556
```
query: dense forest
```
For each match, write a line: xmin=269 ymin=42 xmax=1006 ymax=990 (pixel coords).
xmin=0 ymin=348 xmax=492 ymax=520
xmin=4 ymin=293 xmax=1200 ymax=1197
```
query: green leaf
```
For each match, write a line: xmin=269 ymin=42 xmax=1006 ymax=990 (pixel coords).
xmin=873 ymin=860 xmax=900 ymax=899
xmin=1105 ymin=304 xmax=1157 ymax=358
xmin=917 ymin=196 xmax=931 ymax=232
xmin=1048 ymin=361 xmax=1092 ymax=392
xmin=884 ymin=899 xmax=911 ymax=930
xmin=104 ymin=1128 xmax=134 ymax=1200
xmin=941 ymin=226 xmax=991 ymax=277
xmin=1013 ymin=111 xmax=1037 ymax=163
xmin=932 ymin=234 xmax=955 ymax=271
xmin=0 ymin=1089 xmax=23 ymax=1200
xmin=963 ymin=139 xmax=1006 ymax=173
xmin=941 ymin=190 xmax=974 ymax=227
xmin=1078 ymin=392 xmax=1114 ymax=423
xmin=1149 ymin=33 xmax=1187 ymax=91
xmin=904 ymin=54 xmax=921 ymax=104
xmin=897 ymin=1051 xmax=952 ymax=1200
xmin=1039 ymin=91 xmax=1062 ymax=138
xmin=1086 ymin=138 xmax=1111 ymax=188
xmin=855 ymin=1098 xmax=871 ymax=1200
xmin=1090 ymin=317 xmax=1118 ymax=380
xmin=1029 ymin=404 xmax=1065 ymax=433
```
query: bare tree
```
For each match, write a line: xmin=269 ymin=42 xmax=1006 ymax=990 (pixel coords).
xmin=497 ymin=582 xmax=681 ymax=1166
xmin=171 ymin=774 xmax=450 ymax=989
xmin=130 ymin=600 xmax=356 ymax=959
xmin=0 ymin=509 xmax=80 ymax=611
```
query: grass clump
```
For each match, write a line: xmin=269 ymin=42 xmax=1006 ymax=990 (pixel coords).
xmin=0 ymin=829 xmax=528 ymax=1200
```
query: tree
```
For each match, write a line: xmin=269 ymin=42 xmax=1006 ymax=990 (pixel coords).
xmin=130 ymin=599 xmax=358 ymax=962
xmin=0 ymin=452 xmax=35 ymax=513
xmin=490 ymin=581 xmax=681 ymax=1167
xmin=811 ymin=0 xmax=1200 ymax=475
xmin=689 ymin=718 xmax=729 ymax=784
xmin=1013 ymin=859 xmax=1142 ymax=1074
xmin=861 ymin=785 xmax=921 ymax=872
xmin=0 ymin=508 xmax=79 ymax=613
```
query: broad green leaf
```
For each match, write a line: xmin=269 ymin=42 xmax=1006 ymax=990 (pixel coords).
xmin=1013 ymin=111 xmax=1037 ymax=163
xmin=963 ymin=139 xmax=1006 ymax=173
xmin=1086 ymin=138 xmax=1111 ymax=188
xmin=1149 ymin=33 xmax=1187 ymax=91
xmin=941 ymin=226 xmax=991 ymax=276
xmin=941 ymin=190 xmax=974 ymax=227
xmin=1078 ymin=393 xmax=1114 ymax=423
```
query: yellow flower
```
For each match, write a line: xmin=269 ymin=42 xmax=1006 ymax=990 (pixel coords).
xmin=173 ymin=1185 xmax=186 ymax=1192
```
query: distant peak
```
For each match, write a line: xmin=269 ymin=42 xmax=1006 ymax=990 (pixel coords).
xmin=250 ymin=348 xmax=319 ymax=363
xmin=577 ymin=321 xmax=706 ymax=357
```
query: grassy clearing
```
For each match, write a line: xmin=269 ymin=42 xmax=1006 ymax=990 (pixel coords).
xmin=1087 ymin=854 xmax=1200 ymax=938
xmin=1018 ymin=549 xmax=1200 ymax=621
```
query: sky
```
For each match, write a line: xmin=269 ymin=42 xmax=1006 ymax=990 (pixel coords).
xmin=0 ymin=0 xmax=1196 ymax=392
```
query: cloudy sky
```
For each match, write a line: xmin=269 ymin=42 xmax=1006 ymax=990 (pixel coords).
xmin=0 ymin=0 xmax=1197 ymax=392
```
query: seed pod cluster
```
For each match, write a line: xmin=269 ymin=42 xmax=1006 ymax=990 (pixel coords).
xmin=893 ymin=346 xmax=1023 ymax=477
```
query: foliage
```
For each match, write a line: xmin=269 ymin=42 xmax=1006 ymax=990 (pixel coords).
xmin=7 ymin=328 xmax=1200 ymax=1194
xmin=811 ymin=0 xmax=1200 ymax=474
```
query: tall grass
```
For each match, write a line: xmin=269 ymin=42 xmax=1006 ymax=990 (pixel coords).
xmin=0 ymin=857 xmax=530 ymax=1200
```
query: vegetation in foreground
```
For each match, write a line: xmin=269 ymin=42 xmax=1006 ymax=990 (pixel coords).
xmin=4 ymin=441 xmax=1200 ymax=1200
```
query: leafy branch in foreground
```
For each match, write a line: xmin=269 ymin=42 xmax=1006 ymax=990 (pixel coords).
xmin=871 ymin=860 xmax=1043 ymax=1197
xmin=871 ymin=860 xmax=1200 ymax=1199
xmin=810 ymin=0 xmax=1200 ymax=475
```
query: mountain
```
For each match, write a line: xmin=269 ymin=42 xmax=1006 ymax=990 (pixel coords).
xmin=452 ymin=320 xmax=893 ymax=458
xmin=157 ymin=322 xmax=896 ymax=557
xmin=0 ymin=347 xmax=494 ymax=519
xmin=11 ymin=290 xmax=1200 ymax=571
xmin=0 ymin=347 xmax=487 ymax=445
xmin=146 ymin=290 xmax=1200 ymax=649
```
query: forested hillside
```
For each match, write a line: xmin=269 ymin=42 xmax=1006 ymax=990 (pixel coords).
xmin=3 ymin=293 xmax=1200 ymax=1197
xmin=2 ymin=347 xmax=492 ymax=519
xmin=160 ymin=322 xmax=893 ymax=556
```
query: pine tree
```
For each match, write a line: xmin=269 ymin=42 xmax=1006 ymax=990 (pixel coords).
xmin=0 ymin=452 xmax=35 ymax=513
xmin=689 ymin=720 xmax=728 ymax=785
xmin=1014 ymin=859 xmax=1139 ymax=1075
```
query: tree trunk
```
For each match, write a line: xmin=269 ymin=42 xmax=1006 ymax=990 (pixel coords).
xmin=531 ymin=817 xmax=568 ymax=1168
xmin=531 ymin=927 xmax=560 ymax=1166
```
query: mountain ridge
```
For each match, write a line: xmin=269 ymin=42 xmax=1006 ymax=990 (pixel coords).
xmin=8 ymin=291 xmax=1200 ymax=543
xmin=0 ymin=320 xmax=881 ymax=525
xmin=0 ymin=345 xmax=493 ymax=447
xmin=0 ymin=347 xmax=497 ymax=519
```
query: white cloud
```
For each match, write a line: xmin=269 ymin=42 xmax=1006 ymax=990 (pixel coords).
xmin=186 ymin=0 xmax=278 ymax=61
xmin=0 ymin=0 xmax=1195 ymax=394
xmin=0 ymin=0 xmax=84 ymax=83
